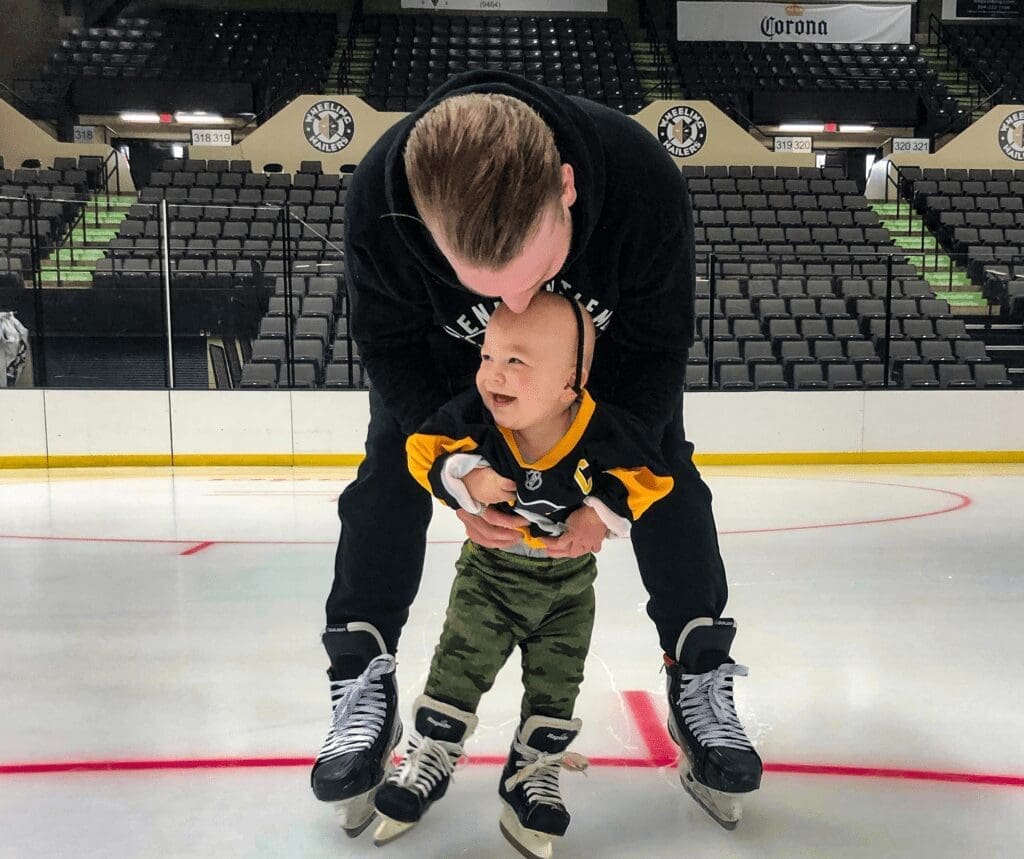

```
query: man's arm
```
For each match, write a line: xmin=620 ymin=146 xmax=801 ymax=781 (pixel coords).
xmin=598 ymin=172 xmax=700 ymax=444
xmin=345 ymin=239 xmax=453 ymax=435
xmin=602 ymin=218 xmax=694 ymax=438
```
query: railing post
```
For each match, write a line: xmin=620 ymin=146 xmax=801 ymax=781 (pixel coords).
xmin=707 ymin=251 xmax=717 ymax=389
xmin=26 ymin=193 xmax=47 ymax=386
xmin=281 ymin=203 xmax=295 ymax=389
xmin=883 ymin=253 xmax=893 ymax=389
xmin=159 ymin=198 xmax=175 ymax=388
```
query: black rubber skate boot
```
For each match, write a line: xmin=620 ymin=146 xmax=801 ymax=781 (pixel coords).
xmin=310 ymin=622 xmax=401 ymax=837
xmin=498 ymin=715 xmax=587 ymax=859
xmin=666 ymin=617 xmax=762 ymax=829
xmin=372 ymin=694 xmax=477 ymax=845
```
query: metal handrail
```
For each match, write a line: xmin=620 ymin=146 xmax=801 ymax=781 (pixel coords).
xmin=972 ymin=86 xmax=1004 ymax=115
xmin=0 ymin=79 xmax=36 ymax=114
xmin=235 ymin=86 xmax=303 ymax=135
xmin=699 ymin=247 xmax=969 ymax=391
xmin=926 ymin=12 xmax=996 ymax=113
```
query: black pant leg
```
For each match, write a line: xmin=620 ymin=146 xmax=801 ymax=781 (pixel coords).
xmin=325 ymin=387 xmax=433 ymax=652
xmin=629 ymin=395 xmax=728 ymax=655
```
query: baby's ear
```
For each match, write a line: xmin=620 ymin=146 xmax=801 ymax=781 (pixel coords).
xmin=565 ymin=367 xmax=588 ymax=392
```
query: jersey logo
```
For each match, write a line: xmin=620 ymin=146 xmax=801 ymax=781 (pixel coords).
xmin=574 ymin=459 xmax=593 ymax=495
xmin=524 ymin=470 xmax=542 ymax=491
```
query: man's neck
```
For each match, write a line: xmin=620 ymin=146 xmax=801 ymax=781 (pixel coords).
xmin=512 ymin=400 xmax=579 ymax=463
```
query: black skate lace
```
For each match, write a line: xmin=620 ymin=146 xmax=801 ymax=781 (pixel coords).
xmin=677 ymin=663 xmax=754 ymax=752
xmin=317 ymin=654 xmax=395 ymax=764
xmin=503 ymin=741 xmax=588 ymax=807
xmin=388 ymin=733 xmax=462 ymax=799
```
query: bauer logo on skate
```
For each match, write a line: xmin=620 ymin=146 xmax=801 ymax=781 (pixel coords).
xmin=442 ymin=280 xmax=613 ymax=344
xmin=426 ymin=716 xmax=453 ymax=730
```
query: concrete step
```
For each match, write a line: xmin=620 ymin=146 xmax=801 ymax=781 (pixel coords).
xmin=39 ymin=269 xmax=93 ymax=283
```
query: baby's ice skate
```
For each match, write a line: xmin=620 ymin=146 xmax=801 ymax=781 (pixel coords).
xmin=498 ymin=715 xmax=588 ymax=859
xmin=666 ymin=618 xmax=762 ymax=830
xmin=373 ymin=695 xmax=477 ymax=845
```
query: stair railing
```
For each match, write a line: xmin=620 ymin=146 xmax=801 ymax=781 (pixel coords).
xmin=925 ymin=12 xmax=995 ymax=109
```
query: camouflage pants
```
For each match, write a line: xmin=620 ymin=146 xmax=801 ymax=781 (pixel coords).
xmin=424 ymin=541 xmax=597 ymax=722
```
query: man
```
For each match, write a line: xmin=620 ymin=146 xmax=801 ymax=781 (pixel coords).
xmin=311 ymin=71 xmax=761 ymax=837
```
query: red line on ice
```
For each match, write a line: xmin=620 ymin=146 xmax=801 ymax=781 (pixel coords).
xmin=4 ymin=693 xmax=1022 ymax=788
xmin=180 ymin=541 xmax=216 ymax=556
xmin=0 ymin=482 xmax=973 ymax=548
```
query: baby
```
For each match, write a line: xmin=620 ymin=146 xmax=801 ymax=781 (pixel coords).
xmin=375 ymin=290 xmax=674 ymax=857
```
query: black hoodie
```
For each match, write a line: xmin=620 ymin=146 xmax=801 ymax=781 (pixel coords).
xmin=344 ymin=71 xmax=695 ymax=440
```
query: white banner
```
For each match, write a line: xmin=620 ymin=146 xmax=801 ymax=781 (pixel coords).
xmin=677 ymin=2 xmax=913 ymax=44
xmin=775 ymin=136 xmax=813 ymax=152
xmin=892 ymin=137 xmax=930 ymax=154
xmin=72 ymin=125 xmax=95 ymax=145
xmin=402 ymin=1 xmax=608 ymax=10
xmin=190 ymin=129 xmax=232 ymax=147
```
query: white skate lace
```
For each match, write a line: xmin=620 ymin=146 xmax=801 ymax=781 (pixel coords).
xmin=388 ymin=733 xmax=462 ymax=799
xmin=317 ymin=654 xmax=396 ymax=764
xmin=503 ymin=742 xmax=589 ymax=808
xmin=677 ymin=663 xmax=754 ymax=751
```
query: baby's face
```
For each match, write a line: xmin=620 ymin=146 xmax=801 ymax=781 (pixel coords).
xmin=476 ymin=310 xmax=575 ymax=432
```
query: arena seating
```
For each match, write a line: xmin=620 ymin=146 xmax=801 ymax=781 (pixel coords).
xmin=683 ymin=164 xmax=1010 ymax=390
xmin=671 ymin=41 xmax=968 ymax=131
xmin=85 ymin=158 xmax=360 ymax=389
xmin=18 ymin=10 xmax=337 ymax=120
xmin=898 ymin=165 xmax=1024 ymax=317
xmin=939 ymin=23 xmax=1024 ymax=105
xmin=0 ymin=153 xmax=90 ymax=273
xmin=361 ymin=14 xmax=644 ymax=113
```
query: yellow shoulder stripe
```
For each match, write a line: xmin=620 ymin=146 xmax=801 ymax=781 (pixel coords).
xmin=605 ymin=467 xmax=674 ymax=520
xmin=405 ymin=433 xmax=479 ymax=495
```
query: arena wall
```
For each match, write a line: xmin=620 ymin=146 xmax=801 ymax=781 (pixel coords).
xmin=190 ymin=95 xmax=813 ymax=173
xmin=188 ymin=95 xmax=407 ymax=173
xmin=2 ymin=389 xmax=1021 ymax=467
xmin=634 ymin=100 xmax=813 ymax=168
xmin=868 ymin=104 xmax=1024 ymax=199
xmin=0 ymin=97 xmax=135 ymax=191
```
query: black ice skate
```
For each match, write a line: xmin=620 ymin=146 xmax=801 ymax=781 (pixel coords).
xmin=372 ymin=694 xmax=477 ymax=846
xmin=666 ymin=617 xmax=762 ymax=830
xmin=498 ymin=715 xmax=588 ymax=859
xmin=310 ymin=623 xmax=402 ymax=838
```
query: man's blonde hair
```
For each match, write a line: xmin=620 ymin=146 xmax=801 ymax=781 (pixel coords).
xmin=403 ymin=93 xmax=563 ymax=269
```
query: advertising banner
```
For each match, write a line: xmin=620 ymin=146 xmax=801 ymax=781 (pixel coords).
xmin=677 ymin=2 xmax=913 ymax=44
xmin=402 ymin=1 xmax=608 ymax=11
xmin=944 ymin=0 xmax=1023 ymax=18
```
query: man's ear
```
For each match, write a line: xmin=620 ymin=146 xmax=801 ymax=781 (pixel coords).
xmin=560 ymin=163 xmax=577 ymax=210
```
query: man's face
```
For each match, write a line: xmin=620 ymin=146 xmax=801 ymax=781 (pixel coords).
xmin=429 ymin=165 xmax=576 ymax=314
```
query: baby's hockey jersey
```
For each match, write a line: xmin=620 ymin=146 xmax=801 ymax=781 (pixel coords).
xmin=406 ymin=389 xmax=674 ymax=550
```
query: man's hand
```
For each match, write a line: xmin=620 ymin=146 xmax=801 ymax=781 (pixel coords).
xmin=462 ymin=466 xmax=517 ymax=506
xmin=542 ymin=505 xmax=608 ymax=558
xmin=455 ymin=506 xmax=528 ymax=549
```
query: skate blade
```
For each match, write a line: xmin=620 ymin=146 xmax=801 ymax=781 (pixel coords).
xmin=332 ymin=791 xmax=379 ymax=838
xmin=373 ymin=815 xmax=417 ymax=846
xmin=679 ymin=766 xmax=742 ymax=831
xmin=499 ymin=804 xmax=556 ymax=859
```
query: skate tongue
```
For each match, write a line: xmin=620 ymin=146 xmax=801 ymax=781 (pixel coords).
xmin=415 ymin=706 xmax=469 ymax=743
xmin=323 ymin=624 xmax=388 ymax=679
xmin=680 ymin=618 xmax=737 ymax=675
xmin=522 ymin=724 xmax=579 ymax=754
